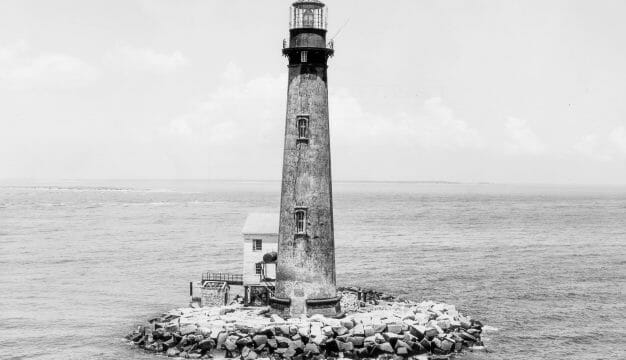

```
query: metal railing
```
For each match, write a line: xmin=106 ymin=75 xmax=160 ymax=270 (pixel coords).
xmin=282 ymin=39 xmax=334 ymax=50
xmin=201 ymin=272 xmax=243 ymax=284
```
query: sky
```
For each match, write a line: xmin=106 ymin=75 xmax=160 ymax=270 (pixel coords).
xmin=0 ymin=0 xmax=625 ymax=185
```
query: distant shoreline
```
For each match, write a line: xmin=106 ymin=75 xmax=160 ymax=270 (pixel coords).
xmin=2 ymin=178 xmax=626 ymax=188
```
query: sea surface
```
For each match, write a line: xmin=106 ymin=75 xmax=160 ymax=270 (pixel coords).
xmin=1 ymin=180 xmax=624 ymax=360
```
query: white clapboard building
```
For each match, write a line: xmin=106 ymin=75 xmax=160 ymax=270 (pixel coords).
xmin=241 ymin=213 xmax=278 ymax=305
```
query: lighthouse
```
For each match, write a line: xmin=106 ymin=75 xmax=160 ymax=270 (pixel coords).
xmin=270 ymin=0 xmax=341 ymax=317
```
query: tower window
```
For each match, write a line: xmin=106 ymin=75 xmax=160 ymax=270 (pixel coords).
xmin=255 ymin=263 xmax=263 ymax=275
xmin=297 ymin=117 xmax=308 ymax=139
xmin=295 ymin=208 xmax=307 ymax=234
xmin=252 ymin=239 xmax=262 ymax=251
xmin=301 ymin=51 xmax=307 ymax=63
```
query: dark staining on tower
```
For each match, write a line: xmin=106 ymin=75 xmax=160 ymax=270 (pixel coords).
xmin=271 ymin=0 xmax=340 ymax=317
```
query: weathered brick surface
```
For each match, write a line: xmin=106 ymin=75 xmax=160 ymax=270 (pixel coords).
xmin=275 ymin=23 xmax=338 ymax=316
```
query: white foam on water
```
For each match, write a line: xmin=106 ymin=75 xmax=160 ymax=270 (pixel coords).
xmin=482 ymin=325 xmax=499 ymax=332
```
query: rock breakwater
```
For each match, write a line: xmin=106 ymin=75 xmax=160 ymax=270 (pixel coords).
xmin=126 ymin=290 xmax=485 ymax=360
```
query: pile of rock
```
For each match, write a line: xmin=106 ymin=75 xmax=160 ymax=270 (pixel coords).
xmin=337 ymin=287 xmax=400 ymax=312
xmin=126 ymin=297 xmax=484 ymax=360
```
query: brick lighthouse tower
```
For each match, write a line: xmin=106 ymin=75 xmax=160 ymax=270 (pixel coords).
xmin=270 ymin=0 xmax=341 ymax=317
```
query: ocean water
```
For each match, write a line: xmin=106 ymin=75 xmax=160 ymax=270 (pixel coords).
xmin=1 ymin=180 xmax=624 ymax=360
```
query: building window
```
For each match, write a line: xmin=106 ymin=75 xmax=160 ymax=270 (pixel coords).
xmin=255 ymin=263 xmax=263 ymax=275
xmin=253 ymin=239 xmax=262 ymax=251
xmin=297 ymin=117 xmax=308 ymax=139
xmin=295 ymin=208 xmax=307 ymax=234
xmin=301 ymin=51 xmax=307 ymax=63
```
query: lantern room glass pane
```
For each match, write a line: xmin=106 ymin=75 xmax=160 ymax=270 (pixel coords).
xmin=303 ymin=9 xmax=314 ymax=27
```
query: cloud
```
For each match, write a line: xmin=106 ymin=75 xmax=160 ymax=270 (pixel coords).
xmin=163 ymin=62 xmax=284 ymax=144
xmin=573 ymin=133 xmax=611 ymax=162
xmin=503 ymin=117 xmax=545 ymax=155
xmin=106 ymin=44 xmax=189 ymax=73
xmin=574 ymin=126 xmax=626 ymax=161
xmin=158 ymin=65 xmax=492 ymax=178
xmin=419 ymin=97 xmax=485 ymax=149
xmin=150 ymin=62 xmax=286 ymax=177
xmin=0 ymin=40 xmax=99 ymax=88
xmin=330 ymin=93 xmax=484 ymax=151
xmin=609 ymin=126 xmax=626 ymax=155
xmin=155 ymin=63 xmax=625 ymax=180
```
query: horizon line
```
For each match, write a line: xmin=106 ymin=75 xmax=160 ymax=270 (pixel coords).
xmin=1 ymin=178 xmax=625 ymax=187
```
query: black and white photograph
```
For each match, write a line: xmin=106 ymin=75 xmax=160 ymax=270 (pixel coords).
xmin=1 ymin=1 xmax=624 ymax=360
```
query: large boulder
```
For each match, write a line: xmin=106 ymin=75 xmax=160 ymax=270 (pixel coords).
xmin=351 ymin=324 xmax=365 ymax=336
xmin=284 ymin=348 xmax=297 ymax=358
xmin=166 ymin=348 xmax=180 ymax=357
xmin=198 ymin=338 xmax=214 ymax=351
xmin=162 ymin=337 xmax=177 ymax=350
xmin=278 ymin=325 xmax=291 ymax=336
xmin=424 ymin=326 xmax=440 ymax=339
xmin=364 ymin=335 xmax=377 ymax=347
xmin=458 ymin=331 xmax=477 ymax=342
xmin=410 ymin=324 xmax=426 ymax=339
xmin=217 ymin=332 xmax=228 ymax=349
xmin=304 ymin=343 xmax=320 ymax=355
xmin=437 ymin=319 xmax=451 ymax=331
xmin=275 ymin=336 xmax=291 ymax=348
xmin=289 ymin=339 xmax=304 ymax=351
xmin=372 ymin=323 xmax=387 ymax=333
xmin=386 ymin=323 xmax=403 ymax=334
xmin=311 ymin=334 xmax=327 ymax=346
xmin=131 ymin=332 xmax=143 ymax=343
xmin=310 ymin=323 xmax=323 ymax=338
xmin=377 ymin=342 xmax=394 ymax=353
xmin=382 ymin=332 xmax=400 ymax=342
xmin=395 ymin=340 xmax=412 ymax=351
xmin=340 ymin=319 xmax=355 ymax=330
xmin=180 ymin=325 xmax=197 ymax=336
xmin=436 ymin=337 xmax=454 ymax=353
xmin=253 ymin=334 xmax=268 ymax=347
xmin=413 ymin=312 xmax=430 ymax=325
xmin=322 ymin=326 xmax=334 ymax=337
xmin=338 ymin=341 xmax=354 ymax=352
xmin=347 ymin=336 xmax=364 ymax=346
xmin=332 ymin=326 xmax=348 ymax=336
xmin=325 ymin=339 xmax=340 ymax=352
xmin=236 ymin=337 xmax=253 ymax=347
xmin=267 ymin=338 xmax=278 ymax=349
xmin=224 ymin=338 xmax=237 ymax=352
xmin=298 ymin=324 xmax=310 ymax=337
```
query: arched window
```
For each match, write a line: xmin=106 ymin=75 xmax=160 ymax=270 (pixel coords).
xmin=298 ymin=117 xmax=308 ymax=139
xmin=303 ymin=9 xmax=314 ymax=27
xmin=295 ymin=208 xmax=307 ymax=234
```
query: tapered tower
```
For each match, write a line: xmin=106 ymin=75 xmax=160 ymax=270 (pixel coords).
xmin=270 ymin=0 xmax=340 ymax=317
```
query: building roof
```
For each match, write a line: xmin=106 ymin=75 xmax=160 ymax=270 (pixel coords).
xmin=242 ymin=213 xmax=279 ymax=235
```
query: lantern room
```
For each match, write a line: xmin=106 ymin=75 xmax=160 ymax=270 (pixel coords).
xmin=290 ymin=0 xmax=327 ymax=30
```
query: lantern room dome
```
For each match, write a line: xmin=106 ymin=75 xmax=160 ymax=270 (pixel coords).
xmin=293 ymin=0 xmax=325 ymax=7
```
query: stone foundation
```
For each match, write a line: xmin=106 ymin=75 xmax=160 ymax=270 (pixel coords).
xmin=126 ymin=289 xmax=485 ymax=360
